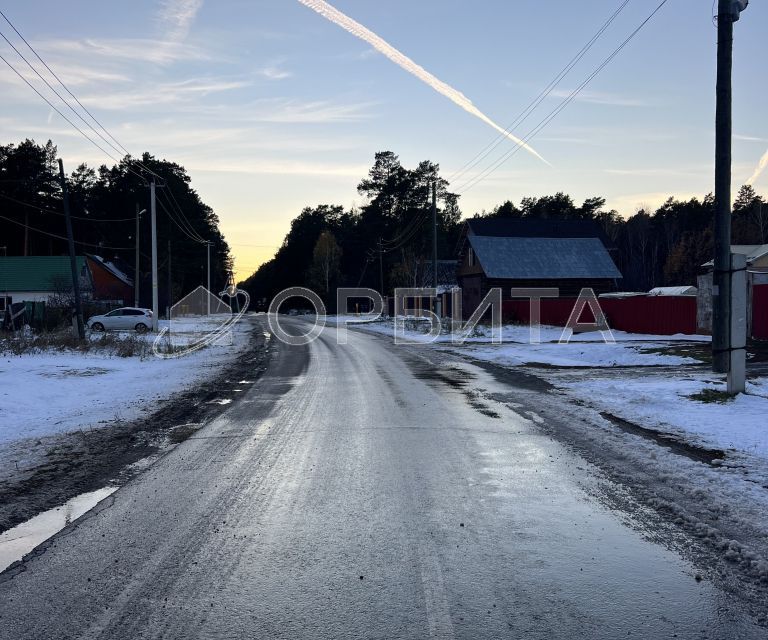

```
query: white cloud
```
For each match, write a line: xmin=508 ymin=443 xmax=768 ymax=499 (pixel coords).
xmin=549 ymin=89 xmax=647 ymax=107
xmin=257 ymin=66 xmax=293 ymax=80
xmin=735 ymin=134 xmax=768 ymax=143
xmin=157 ymin=0 xmax=204 ymax=42
xmin=604 ymin=167 xmax=709 ymax=178
xmin=38 ymin=37 xmax=211 ymax=65
xmin=187 ymin=159 xmax=368 ymax=177
xmin=76 ymin=77 xmax=251 ymax=110
xmin=177 ymin=98 xmax=375 ymax=124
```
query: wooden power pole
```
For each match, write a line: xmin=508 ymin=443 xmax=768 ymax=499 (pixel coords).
xmin=58 ymin=159 xmax=85 ymax=340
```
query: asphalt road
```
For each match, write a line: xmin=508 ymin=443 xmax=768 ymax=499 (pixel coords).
xmin=0 ymin=317 xmax=763 ymax=639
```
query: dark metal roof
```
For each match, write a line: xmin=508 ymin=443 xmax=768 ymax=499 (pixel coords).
xmin=466 ymin=218 xmax=612 ymax=245
xmin=468 ymin=236 xmax=621 ymax=280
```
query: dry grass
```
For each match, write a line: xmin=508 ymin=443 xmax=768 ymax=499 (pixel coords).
xmin=0 ymin=328 xmax=158 ymax=359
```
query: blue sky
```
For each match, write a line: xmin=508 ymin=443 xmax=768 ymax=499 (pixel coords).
xmin=1 ymin=0 xmax=766 ymax=278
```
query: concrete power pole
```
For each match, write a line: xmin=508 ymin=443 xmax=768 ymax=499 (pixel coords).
xmin=57 ymin=160 xmax=85 ymax=340
xmin=431 ymin=182 xmax=439 ymax=317
xmin=378 ymin=238 xmax=384 ymax=298
xmin=206 ymin=241 xmax=211 ymax=315
xmin=150 ymin=180 xmax=159 ymax=332
xmin=712 ymin=0 xmax=748 ymax=374
xmin=167 ymin=239 xmax=172 ymax=320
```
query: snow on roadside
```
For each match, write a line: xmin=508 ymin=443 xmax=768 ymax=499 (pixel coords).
xmin=327 ymin=316 xmax=707 ymax=367
xmin=562 ymin=374 xmax=768 ymax=460
xmin=0 ymin=318 xmax=253 ymax=447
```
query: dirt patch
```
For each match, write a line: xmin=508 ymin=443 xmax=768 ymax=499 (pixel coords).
xmin=0 ymin=323 xmax=271 ymax=535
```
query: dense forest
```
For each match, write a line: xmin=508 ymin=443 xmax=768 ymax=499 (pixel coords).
xmin=241 ymin=150 xmax=767 ymax=309
xmin=0 ymin=139 xmax=231 ymax=306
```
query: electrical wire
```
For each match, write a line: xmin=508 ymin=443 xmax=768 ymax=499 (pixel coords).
xmin=155 ymin=196 xmax=208 ymax=245
xmin=0 ymin=9 xmax=212 ymax=237
xmin=0 ymin=9 xmax=165 ymax=183
xmin=0 ymin=27 xmax=128 ymax=161
xmin=381 ymin=209 xmax=429 ymax=249
xmin=163 ymin=185 xmax=208 ymax=243
xmin=0 ymin=213 xmax=135 ymax=249
xmin=456 ymin=0 xmax=671 ymax=195
xmin=448 ymin=0 xmax=631 ymax=185
xmin=0 ymin=52 xmax=126 ymax=168
xmin=0 ymin=192 xmax=137 ymax=221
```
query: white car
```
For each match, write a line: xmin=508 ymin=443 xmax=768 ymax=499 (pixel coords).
xmin=87 ymin=307 xmax=153 ymax=333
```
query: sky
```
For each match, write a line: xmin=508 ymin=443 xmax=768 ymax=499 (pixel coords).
xmin=1 ymin=0 xmax=767 ymax=281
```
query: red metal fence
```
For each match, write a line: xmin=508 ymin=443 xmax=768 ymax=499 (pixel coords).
xmin=753 ymin=284 xmax=768 ymax=340
xmin=502 ymin=295 xmax=698 ymax=336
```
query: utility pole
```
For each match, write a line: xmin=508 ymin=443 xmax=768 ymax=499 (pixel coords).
xmin=431 ymin=181 xmax=439 ymax=317
xmin=58 ymin=159 xmax=84 ymax=340
xmin=134 ymin=205 xmax=145 ymax=308
xmin=150 ymin=180 xmax=159 ymax=332
xmin=206 ymin=241 xmax=211 ymax=315
xmin=378 ymin=238 xmax=384 ymax=298
xmin=713 ymin=0 xmax=748 ymax=373
xmin=167 ymin=239 xmax=172 ymax=320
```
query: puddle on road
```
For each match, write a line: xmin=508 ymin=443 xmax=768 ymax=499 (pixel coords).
xmin=0 ymin=486 xmax=116 ymax=573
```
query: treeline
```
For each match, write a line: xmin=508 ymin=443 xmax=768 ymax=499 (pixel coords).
xmin=241 ymin=150 xmax=767 ymax=306
xmin=241 ymin=151 xmax=462 ymax=309
xmin=0 ymin=139 xmax=231 ymax=305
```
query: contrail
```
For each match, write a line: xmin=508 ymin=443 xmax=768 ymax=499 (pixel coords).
xmin=747 ymin=148 xmax=768 ymax=186
xmin=296 ymin=0 xmax=548 ymax=165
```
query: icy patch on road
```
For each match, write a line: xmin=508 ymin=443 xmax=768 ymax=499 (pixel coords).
xmin=0 ymin=486 xmax=116 ymax=573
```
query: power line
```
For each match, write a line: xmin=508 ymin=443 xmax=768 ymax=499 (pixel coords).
xmin=381 ymin=210 xmax=430 ymax=249
xmin=0 ymin=51 xmax=126 ymax=167
xmin=0 ymin=10 xmax=208 ymax=232
xmin=0 ymin=26 xmax=128 ymax=161
xmin=163 ymin=185 xmax=208 ymax=243
xmin=158 ymin=189 xmax=208 ymax=244
xmin=0 ymin=192 xmax=136 ymax=221
xmin=155 ymin=196 xmax=207 ymax=245
xmin=456 ymin=0 xmax=671 ymax=195
xmin=0 ymin=9 xmax=167 ymax=182
xmin=0 ymin=9 xmax=224 ymax=254
xmin=0 ymin=9 xmax=134 ymax=159
xmin=448 ymin=0 xmax=631 ymax=186
xmin=0 ymin=213 xmax=134 ymax=249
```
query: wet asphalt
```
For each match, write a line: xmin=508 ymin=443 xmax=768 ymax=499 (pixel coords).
xmin=0 ymin=318 xmax=764 ymax=639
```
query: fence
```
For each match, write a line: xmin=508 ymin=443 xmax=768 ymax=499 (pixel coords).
xmin=502 ymin=295 xmax=698 ymax=336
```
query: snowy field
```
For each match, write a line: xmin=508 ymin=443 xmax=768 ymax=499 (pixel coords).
xmin=0 ymin=316 xmax=253 ymax=448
